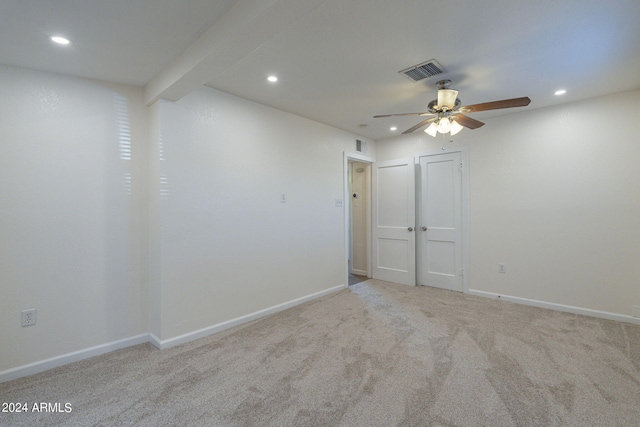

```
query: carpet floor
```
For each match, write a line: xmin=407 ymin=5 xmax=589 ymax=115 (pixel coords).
xmin=1 ymin=279 xmax=639 ymax=426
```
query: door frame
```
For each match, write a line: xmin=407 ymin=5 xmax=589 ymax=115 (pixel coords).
xmin=343 ymin=152 xmax=374 ymax=288
xmin=415 ymin=146 xmax=470 ymax=293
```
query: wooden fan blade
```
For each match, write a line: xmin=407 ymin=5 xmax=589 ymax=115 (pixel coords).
xmin=460 ymin=97 xmax=531 ymax=113
xmin=373 ymin=112 xmax=432 ymax=118
xmin=402 ymin=117 xmax=437 ymax=134
xmin=453 ymin=114 xmax=484 ymax=129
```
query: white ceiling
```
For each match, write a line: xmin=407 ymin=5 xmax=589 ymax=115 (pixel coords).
xmin=2 ymin=0 xmax=639 ymax=140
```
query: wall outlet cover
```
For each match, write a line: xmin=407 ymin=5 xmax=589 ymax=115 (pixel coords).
xmin=22 ymin=309 xmax=36 ymax=327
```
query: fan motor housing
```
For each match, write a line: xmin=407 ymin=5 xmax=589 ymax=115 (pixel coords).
xmin=428 ymin=98 xmax=461 ymax=113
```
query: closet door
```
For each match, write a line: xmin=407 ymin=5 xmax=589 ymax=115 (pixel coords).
xmin=417 ymin=152 xmax=463 ymax=291
xmin=372 ymin=158 xmax=415 ymax=286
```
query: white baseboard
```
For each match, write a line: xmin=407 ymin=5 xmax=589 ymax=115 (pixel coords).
xmin=152 ymin=285 xmax=345 ymax=349
xmin=0 ymin=334 xmax=149 ymax=384
xmin=468 ymin=289 xmax=640 ymax=326
xmin=149 ymin=333 xmax=162 ymax=349
xmin=3 ymin=286 xmax=637 ymax=384
xmin=350 ymin=269 xmax=367 ymax=276
xmin=1 ymin=285 xmax=345 ymax=384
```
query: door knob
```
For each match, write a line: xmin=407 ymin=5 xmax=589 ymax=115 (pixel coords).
xmin=421 ymin=226 xmax=427 ymax=231
xmin=408 ymin=227 xmax=414 ymax=231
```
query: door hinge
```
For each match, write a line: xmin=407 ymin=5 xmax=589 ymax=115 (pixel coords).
xmin=460 ymin=269 xmax=464 ymax=277
xmin=459 ymin=162 xmax=463 ymax=172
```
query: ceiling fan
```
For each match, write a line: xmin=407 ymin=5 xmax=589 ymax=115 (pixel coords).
xmin=374 ymin=80 xmax=531 ymax=136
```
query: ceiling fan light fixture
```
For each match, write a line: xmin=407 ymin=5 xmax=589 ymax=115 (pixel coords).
xmin=425 ymin=122 xmax=438 ymax=137
xmin=374 ymin=79 xmax=529 ymax=136
xmin=450 ymin=120 xmax=464 ymax=136
xmin=437 ymin=117 xmax=451 ymax=133
xmin=437 ymin=89 xmax=458 ymax=110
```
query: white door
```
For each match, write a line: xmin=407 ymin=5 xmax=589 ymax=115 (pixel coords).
xmin=417 ymin=152 xmax=463 ymax=291
xmin=372 ymin=158 xmax=415 ymax=286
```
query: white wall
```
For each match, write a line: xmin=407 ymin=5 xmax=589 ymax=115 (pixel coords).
xmin=150 ymin=86 xmax=375 ymax=341
xmin=8 ymin=57 xmax=635 ymax=379
xmin=0 ymin=65 xmax=377 ymax=378
xmin=376 ymin=89 xmax=640 ymax=318
xmin=0 ymin=65 xmax=149 ymax=372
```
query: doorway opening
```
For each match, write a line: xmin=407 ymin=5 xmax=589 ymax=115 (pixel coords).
xmin=344 ymin=152 xmax=374 ymax=287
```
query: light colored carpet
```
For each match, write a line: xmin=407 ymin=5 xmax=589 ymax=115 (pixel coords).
xmin=2 ymin=279 xmax=639 ymax=426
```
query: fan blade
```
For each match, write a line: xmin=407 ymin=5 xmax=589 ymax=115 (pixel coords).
xmin=402 ymin=117 xmax=437 ymax=134
xmin=460 ymin=97 xmax=531 ymax=113
xmin=453 ymin=114 xmax=484 ymax=129
xmin=373 ymin=112 xmax=432 ymax=118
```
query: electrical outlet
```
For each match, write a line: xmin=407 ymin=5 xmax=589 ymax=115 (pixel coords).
xmin=633 ymin=306 xmax=640 ymax=318
xmin=22 ymin=309 xmax=36 ymax=327
xmin=499 ymin=263 xmax=506 ymax=273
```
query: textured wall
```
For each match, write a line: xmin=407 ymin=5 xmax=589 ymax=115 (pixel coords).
xmin=0 ymin=65 xmax=149 ymax=372
xmin=375 ymin=89 xmax=640 ymax=318
xmin=0 ymin=65 xmax=378 ymax=375
xmin=151 ymin=86 xmax=375 ymax=340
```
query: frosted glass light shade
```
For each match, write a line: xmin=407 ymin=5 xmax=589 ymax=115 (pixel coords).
xmin=425 ymin=122 xmax=438 ymax=137
xmin=437 ymin=89 xmax=458 ymax=109
xmin=450 ymin=120 xmax=464 ymax=136
xmin=437 ymin=118 xmax=451 ymax=133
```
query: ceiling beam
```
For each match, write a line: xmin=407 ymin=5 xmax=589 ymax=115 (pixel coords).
xmin=143 ymin=0 xmax=325 ymax=106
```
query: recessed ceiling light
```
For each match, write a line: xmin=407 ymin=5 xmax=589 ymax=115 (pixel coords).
xmin=267 ymin=75 xmax=278 ymax=83
xmin=390 ymin=126 xmax=397 ymax=131
xmin=49 ymin=35 xmax=71 ymax=45
xmin=554 ymin=89 xmax=566 ymax=96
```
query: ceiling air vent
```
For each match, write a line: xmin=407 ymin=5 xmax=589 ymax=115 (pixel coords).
xmin=399 ymin=59 xmax=445 ymax=82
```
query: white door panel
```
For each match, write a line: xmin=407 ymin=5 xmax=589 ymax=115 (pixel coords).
xmin=377 ymin=238 xmax=409 ymax=271
xmin=372 ymin=158 xmax=415 ymax=286
xmin=417 ymin=152 xmax=463 ymax=292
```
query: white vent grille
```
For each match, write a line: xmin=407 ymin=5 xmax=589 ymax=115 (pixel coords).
xmin=399 ymin=59 xmax=445 ymax=82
